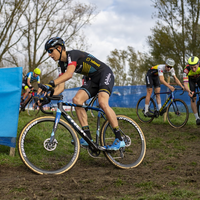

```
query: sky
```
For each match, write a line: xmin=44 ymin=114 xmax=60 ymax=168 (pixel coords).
xmin=81 ymin=0 xmax=157 ymax=63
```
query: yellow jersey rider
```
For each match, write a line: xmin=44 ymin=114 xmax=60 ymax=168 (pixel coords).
xmin=144 ymin=58 xmax=184 ymax=117
xmin=21 ymin=68 xmax=41 ymax=106
xmin=183 ymin=56 xmax=200 ymax=125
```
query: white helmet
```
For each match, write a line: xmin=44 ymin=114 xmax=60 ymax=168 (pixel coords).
xmin=166 ymin=58 xmax=175 ymax=67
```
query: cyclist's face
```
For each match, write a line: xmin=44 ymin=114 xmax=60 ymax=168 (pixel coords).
xmin=190 ymin=64 xmax=199 ymax=72
xmin=48 ymin=47 xmax=60 ymax=61
xmin=165 ymin=65 xmax=172 ymax=71
xmin=34 ymin=73 xmax=39 ymax=77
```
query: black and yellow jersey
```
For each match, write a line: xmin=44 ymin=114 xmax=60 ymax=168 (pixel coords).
xmin=57 ymin=50 xmax=108 ymax=77
xmin=183 ymin=64 xmax=200 ymax=82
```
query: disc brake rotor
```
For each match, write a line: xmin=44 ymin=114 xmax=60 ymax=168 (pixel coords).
xmin=44 ymin=138 xmax=58 ymax=151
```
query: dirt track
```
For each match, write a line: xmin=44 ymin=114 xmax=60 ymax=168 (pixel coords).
xmin=1 ymin=123 xmax=200 ymax=200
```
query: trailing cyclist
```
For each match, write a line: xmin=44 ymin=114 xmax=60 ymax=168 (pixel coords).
xmin=144 ymin=58 xmax=184 ymax=117
xmin=21 ymin=68 xmax=41 ymax=110
xmin=183 ymin=56 xmax=200 ymax=125
xmin=39 ymin=37 xmax=125 ymax=150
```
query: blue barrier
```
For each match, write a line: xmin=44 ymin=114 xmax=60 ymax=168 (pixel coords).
xmin=0 ymin=67 xmax=22 ymax=147
xmin=62 ymin=85 xmax=192 ymax=111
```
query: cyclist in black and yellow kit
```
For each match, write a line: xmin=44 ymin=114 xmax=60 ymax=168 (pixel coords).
xmin=183 ymin=56 xmax=200 ymax=125
xmin=40 ymin=37 xmax=125 ymax=150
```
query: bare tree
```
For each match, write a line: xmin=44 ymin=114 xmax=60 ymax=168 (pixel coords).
xmin=107 ymin=49 xmax=128 ymax=86
xmin=149 ymin=0 xmax=200 ymax=74
xmin=0 ymin=0 xmax=29 ymax=66
xmin=1 ymin=0 xmax=96 ymax=88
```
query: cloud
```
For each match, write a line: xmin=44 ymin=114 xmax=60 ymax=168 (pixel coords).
xmin=80 ymin=0 xmax=157 ymax=62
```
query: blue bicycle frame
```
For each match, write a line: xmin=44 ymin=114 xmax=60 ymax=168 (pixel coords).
xmin=46 ymin=98 xmax=107 ymax=151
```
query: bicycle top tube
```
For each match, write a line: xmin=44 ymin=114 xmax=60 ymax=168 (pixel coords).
xmin=48 ymin=95 xmax=105 ymax=115
xmin=63 ymin=101 xmax=105 ymax=114
xmin=154 ymin=91 xmax=171 ymax=95
xmin=154 ymin=88 xmax=183 ymax=96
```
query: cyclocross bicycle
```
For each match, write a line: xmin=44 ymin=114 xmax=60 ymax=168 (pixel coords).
xmin=136 ymin=88 xmax=189 ymax=128
xmin=18 ymin=89 xmax=146 ymax=175
xmin=192 ymin=85 xmax=200 ymax=116
xmin=70 ymin=94 xmax=99 ymax=118
xmin=19 ymin=89 xmax=40 ymax=116
xmin=19 ymin=90 xmax=54 ymax=116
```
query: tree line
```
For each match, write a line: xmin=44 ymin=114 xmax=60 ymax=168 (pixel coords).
xmin=1 ymin=0 xmax=200 ymax=87
xmin=107 ymin=0 xmax=200 ymax=86
xmin=0 ymin=0 xmax=96 ymax=87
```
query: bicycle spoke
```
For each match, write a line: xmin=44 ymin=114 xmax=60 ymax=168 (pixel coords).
xmin=136 ymin=96 xmax=155 ymax=123
xmin=18 ymin=117 xmax=80 ymax=174
xmin=167 ymin=99 xmax=189 ymax=128
xmin=101 ymin=115 xmax=146 ymax=169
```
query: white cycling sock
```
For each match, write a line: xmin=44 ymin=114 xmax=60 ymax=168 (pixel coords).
xmin=158 ymin=104 xmax=162 ymax=110
xmin=145 ymin=104 xmax=149 ymax=113
xmin=194 ymin=113 xmax=199 ymax=120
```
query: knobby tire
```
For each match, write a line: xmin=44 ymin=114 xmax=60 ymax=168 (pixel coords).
xmin=18 ymin=116 xmax=80 ymax=175
xmin=100 ymin=115 xmax=146 ymax=169
xmin=136 ymin=96 xmax=156 ymax=123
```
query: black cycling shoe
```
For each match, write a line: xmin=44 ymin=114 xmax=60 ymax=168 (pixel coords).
xmin=196 ymin=119 xmax=200 ymax=125
xmin=144 ymin=111 xmax=153 ymax=117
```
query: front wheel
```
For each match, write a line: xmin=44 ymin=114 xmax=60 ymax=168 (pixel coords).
xmin=18 ymin=116 xmax=80 ymax=175
xmin=167 ymin=99 xmax=189 ymax=128
xmin=100 ymin=115 xmax=146 ymax=169
xmin=136 ymin=96 xmax=156 ymax=123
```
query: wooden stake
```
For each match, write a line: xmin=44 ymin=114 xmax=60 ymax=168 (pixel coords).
xmin=9 ymin=147 xmax=15 ymax=157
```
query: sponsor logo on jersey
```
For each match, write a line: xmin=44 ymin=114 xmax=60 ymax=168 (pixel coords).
xmin=86 ymin=57 xmax=100 ymax=67
xmin=183 ymin=68 xmax=189 ymax=74
xmin=90 ymin=59 xmax=100 ymax=67
xmin=68 ymin=55 xmax=72 ymax=64
xmin=104 ymin=73 xmax=111 ymax=85
xmin=76 ymin=65 xmax=83 ymax=72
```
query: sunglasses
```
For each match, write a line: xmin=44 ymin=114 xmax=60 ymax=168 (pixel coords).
xmin=47 ymin=48 xmax=56 ymax=54
xmin=167 ymin=66 xmax=172 ymax=69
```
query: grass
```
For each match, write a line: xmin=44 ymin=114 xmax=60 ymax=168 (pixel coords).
xmin=1 ymin=107 xmax=200 ymax=199
xmin=0 ymin=107 xmax=196 ymax=165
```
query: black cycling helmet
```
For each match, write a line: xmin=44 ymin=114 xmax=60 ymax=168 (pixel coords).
xmin=45 ymin=37 xmax=65 ymax=51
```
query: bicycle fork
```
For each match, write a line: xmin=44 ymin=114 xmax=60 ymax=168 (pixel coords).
xmin=43 ymin=109 xmax=61 ymax=151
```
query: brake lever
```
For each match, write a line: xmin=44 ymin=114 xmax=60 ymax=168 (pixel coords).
xmin=48 ymin=87 xmax=54 ymax=97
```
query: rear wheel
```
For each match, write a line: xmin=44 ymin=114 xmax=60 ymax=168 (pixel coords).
xmin=100 ymin=115 xmax=146 ymax=169
xmin=167 ymin=99 xmax=189 ymax=128
xmin=70 ymin=106 xmax=76 ymax=118
xmin=136 ymin=96 xmax=156 ymax=123
xmin=197 ymin=100 xmax=200 ymax=117
xmin=89 ymin=95 xmax=99 ymax=118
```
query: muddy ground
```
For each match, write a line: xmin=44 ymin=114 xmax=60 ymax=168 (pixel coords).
xmin=1 ymin=122 xmax=200 ymax=200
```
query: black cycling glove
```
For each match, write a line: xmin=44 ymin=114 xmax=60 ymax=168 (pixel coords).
xmin=48 ymin=80 xmax=55 ymax=87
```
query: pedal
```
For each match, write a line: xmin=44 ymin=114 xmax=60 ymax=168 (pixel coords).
xmin=119 ymin=147 xmax=125 ymax=158
xmin=98 ymin=146 xmax=106 ymax=151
